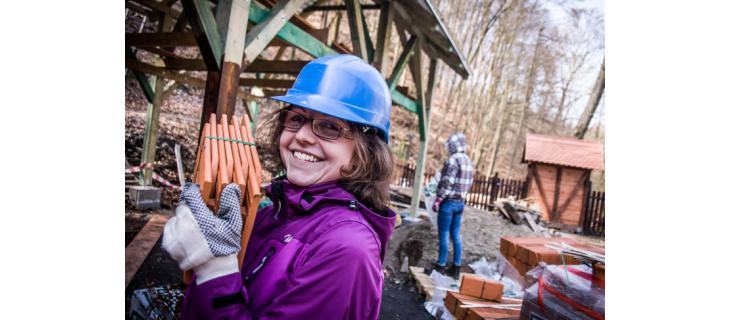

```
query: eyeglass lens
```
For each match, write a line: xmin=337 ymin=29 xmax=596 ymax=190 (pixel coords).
xmin=282 ymin=110 xmax=345 ymax=140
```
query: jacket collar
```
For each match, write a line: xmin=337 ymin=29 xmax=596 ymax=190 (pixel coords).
xmin=266 ymin=178 xmax=357 ymax=219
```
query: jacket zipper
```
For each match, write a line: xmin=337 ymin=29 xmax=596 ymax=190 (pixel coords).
xmin=244 ymin=247 xmax=276 ymax=286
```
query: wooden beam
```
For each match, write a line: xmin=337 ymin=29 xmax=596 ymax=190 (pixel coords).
xmin=359 ymin=5 xmax=375 ymax=62
xmin=137 ymin=46 xmax=180 ymax=59
xmin=243 ymin=0 xmax=311 ymax=67
xmin=425 ymin=58 xmax=438 ymax=114
xmin=557 ymin=170 xmax=590 ymax=217
xmin=141 ymin=76 xmax=165 ymax=185
xmin=125 ymin=58 xmax=261 ymax=102
xmin=160 ymin=57 xmax=309 ymax=73
xmin=262 ymin=89 xmax=287 ymax=97
xmin=239 ymin=78 xmax=295 ymax=88
xmin=391 ymin=90 xmax=418 ymax=113
xmin=390 ymin=0 xmax=470 ymax=79
xmin=126 ymin=47 xmax=155 ymax=103
xmin=256 ymin=0 xmax=352 ymax=54
xmin=180 ymin=0 xmax=223 ymax=70
xmin=303 ymin=4 xmax=381 ymax=11
xmin=531 ymin=165 xmax=551 ymax=221
xmin=248 ymin=1 xmax=338 ymax=58
xmin=216 ymin=0 xmax=251 ymax=120
xmin=130 ymin=0 xmax=171 ymax=14
xmin=247 ymin=59 xmax=308 ymax=74
xmin=552 ymin=167 xmax=563 ymax=220
xmin=125 ymin=32 xmax=198 ymax=47
xmin=373 ymin=0 xmax=393 ymax=73
xmin=409 ymin=40 xmax=428 ymax=217
xmin=344 ymin=0 xmax=368 ymax=60
xmin=387 ymin=35 xmax=417 ymax=91
xmin=125 ymin=214 xmax=170 ymax=288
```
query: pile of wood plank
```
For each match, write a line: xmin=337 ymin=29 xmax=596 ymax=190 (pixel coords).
xmin=184 ymin=113 xmax=263 ymax=283
xmin=493 ymin=199 xmax=550 ymax=236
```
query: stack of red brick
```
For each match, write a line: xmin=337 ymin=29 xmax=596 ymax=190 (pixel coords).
xmin=444 ymin=274 xmax=522 ymax=320
xmin=500 ymin=237 xmax=603 ymax=276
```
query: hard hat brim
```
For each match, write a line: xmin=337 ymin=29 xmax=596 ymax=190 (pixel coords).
xmin=272 ymin=91 xmax=390 ymax=143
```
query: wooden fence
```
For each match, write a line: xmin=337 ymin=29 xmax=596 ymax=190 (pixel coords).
xmin=392 ymin=163 xmax=527 ymax=210
xmin=392 ymin=162 xmax=605 ymax=237
xmin=581 ymin=188 xmax=605 ymax=236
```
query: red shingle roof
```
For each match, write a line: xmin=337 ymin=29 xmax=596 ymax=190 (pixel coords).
xmin=524 ymin=133 xmax=604 ymax=170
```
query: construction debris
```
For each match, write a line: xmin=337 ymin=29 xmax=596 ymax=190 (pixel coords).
xmin=129 ymin=284 xmax=183 ymax=320
xmin=500 ymin=237 xmax=605 ymax=277
xmin=493 ymin=198 xmax=553 ymax=236
xmin=520 ymin=264 xmax=605 ymax=320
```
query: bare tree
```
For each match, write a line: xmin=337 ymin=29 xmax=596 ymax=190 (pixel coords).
xmin=573 ymin=57 xmax=605 ymax=138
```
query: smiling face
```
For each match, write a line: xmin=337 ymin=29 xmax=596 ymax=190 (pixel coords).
xmin=279 ymin=107 xmax=356 ymax=187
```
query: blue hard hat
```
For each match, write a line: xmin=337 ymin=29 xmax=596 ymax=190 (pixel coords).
xmin=272 ymin=54 xmax=392 ymax=143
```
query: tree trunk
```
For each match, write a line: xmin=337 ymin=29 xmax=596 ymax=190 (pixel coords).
xmin=573 ymin=57 xmax=605 ymax=138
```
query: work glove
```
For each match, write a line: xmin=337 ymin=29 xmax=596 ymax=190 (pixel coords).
xmin=162 ymin=183 xmax=243 ymax=284
xmin=432 ymin=197 xmax=443 ymax=212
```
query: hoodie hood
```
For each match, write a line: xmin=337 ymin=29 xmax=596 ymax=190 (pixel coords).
xmin=266 ymin=178 xmax=396 ymax=260
xmin=447 ymin=133 xmax=468 ymax=155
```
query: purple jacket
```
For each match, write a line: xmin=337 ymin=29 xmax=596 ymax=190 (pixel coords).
xmin=181 ymin=179 xmax=397 ymax=319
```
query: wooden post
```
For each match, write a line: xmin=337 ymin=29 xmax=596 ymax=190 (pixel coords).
xmin=409 ymin=39 xmax=430 ymax=217
xmin=489 ymin=172 xmax=500 ymax=205
xmin=580 ymin=173 xmax=593 ymax=234
xmin=141 ymin=76 xmax=165 ymax=186
xmin=344 ymin=0 xmax=368 ymax=60
xmin=373 ymin=0 xmax=393 ymax=73
xmin=552 ymin=166 xmax=563 ymax=221
xmin=215 ymin=0 xmax=250 ymax=120
xmin=387 ymin=35 xmax=417 ymax=91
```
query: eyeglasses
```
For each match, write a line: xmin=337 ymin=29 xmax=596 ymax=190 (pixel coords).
xmin=280 ymin=109 xmax=353 ymax=140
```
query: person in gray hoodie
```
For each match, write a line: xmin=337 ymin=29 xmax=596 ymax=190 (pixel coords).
xmin=427 ymin=133 xmax=474 ymax=279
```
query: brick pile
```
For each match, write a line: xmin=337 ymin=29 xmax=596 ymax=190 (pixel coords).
xmin=443 ymin=274 xmax=522 ymax=320
xmin=499 ymin=237 xmax=604 ymax=276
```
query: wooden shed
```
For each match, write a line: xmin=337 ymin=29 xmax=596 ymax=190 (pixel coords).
xmin=522 ymin=133 xmax=604 ymax=231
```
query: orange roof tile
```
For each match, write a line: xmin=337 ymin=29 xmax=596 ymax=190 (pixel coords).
xmin=524 ymin=133 xmax=604 ymax=170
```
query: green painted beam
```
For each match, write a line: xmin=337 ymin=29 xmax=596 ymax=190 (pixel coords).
xmin=391 ymin=90 xmax=418 ymax=113
xmin=361 ymin=7 xmax=375 ymax=62
xmin=387 ymin=35 xmax=417 ymax=91
xmin=248 ymin=2 xmax=338 ymax=58
xmin=244 ymin=0 xmax=309 ymax=66
xmin=373 ymin=0 xmax=393 ymax=73
xmin=126 ymin=47 xmax=155 ymax=103
xmin=344 ymin=0 xmax=368 ymax=60
xmin=409 ymin=41 xmax=429 ymax=217
xmin=181 ymin=0 xmax=223 ymax=70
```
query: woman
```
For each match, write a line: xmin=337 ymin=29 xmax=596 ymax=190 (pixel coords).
xmin=162 ymin=54 xmax=397 ymax=319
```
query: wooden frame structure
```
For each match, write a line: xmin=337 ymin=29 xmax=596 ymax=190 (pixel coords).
xmin=125 ymin=0 xmax=471 ymax=215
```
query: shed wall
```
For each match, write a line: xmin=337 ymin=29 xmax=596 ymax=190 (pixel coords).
xmin=528 ymin=163 xmax=588 ymax=227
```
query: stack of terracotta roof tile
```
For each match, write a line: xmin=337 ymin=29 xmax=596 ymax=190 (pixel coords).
xmin=184 ymin=113 xmax=263 ymax=284
xmin=500 ymin=237 xmax=604 ymax=276
xmin=444 ymin=274 xmax=522 ymax=320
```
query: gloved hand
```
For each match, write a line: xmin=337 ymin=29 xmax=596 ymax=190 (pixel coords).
xmin=162 ymin=183 xmax=243 ymax=284
xmin=432 ymin=197 xmax=443 ymax=212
